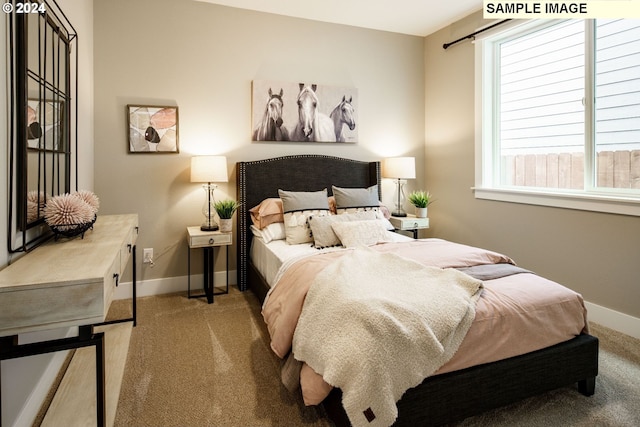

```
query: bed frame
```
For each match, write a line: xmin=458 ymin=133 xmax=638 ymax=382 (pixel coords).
xmin=236 ymin=155 xmax=599 ymax=426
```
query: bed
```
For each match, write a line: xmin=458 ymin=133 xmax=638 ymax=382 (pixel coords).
xmin=236 ymin=155 xmax=599 ymax=427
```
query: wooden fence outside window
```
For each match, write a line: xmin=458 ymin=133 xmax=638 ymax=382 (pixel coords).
xmin=502 ymin=150 xmax=640 ymax=190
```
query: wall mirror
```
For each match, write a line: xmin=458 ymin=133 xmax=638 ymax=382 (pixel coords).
xmin=8 ymin=2 xmax=77 ymax=252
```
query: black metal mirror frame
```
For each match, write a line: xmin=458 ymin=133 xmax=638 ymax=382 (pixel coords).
xmin=8 ymin=0 xmax=77 ymax=252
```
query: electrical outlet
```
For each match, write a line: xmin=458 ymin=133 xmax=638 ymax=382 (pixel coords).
xmin=143 ymin=248 xmax=153 ymax=264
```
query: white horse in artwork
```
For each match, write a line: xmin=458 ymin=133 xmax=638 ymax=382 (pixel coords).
xmin=291 ymin=84 xmax=336 ymax=142
xmin=253 ymin=88 xmax=289 ymax=141
xmin=330 ymin=95 xmax=356 ymax=142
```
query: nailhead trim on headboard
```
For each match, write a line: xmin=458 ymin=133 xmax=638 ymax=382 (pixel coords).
xmin=236 ymin=155 xmax=380 ymax=291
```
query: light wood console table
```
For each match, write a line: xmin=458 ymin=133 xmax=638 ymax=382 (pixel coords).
xmin=0 ymin=214 xmax=139 ymax=427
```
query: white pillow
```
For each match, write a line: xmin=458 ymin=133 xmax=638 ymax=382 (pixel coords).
xmin=309 ymin=211 xmax=378 ymax=248
xmin=330 ymin=220 xmax=391 ymax=248
xmin=251 ymin=222 xmax=286 ymax=244
xmin=331 ymin=185 xmax=393 ymax=230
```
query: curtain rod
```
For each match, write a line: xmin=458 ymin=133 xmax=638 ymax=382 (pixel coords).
xmin=443 ymin=19 xmax=511 ymax=50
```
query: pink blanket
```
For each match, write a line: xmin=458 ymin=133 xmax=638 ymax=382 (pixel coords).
xmin=261 ymin=239 xmax=588 ymax=406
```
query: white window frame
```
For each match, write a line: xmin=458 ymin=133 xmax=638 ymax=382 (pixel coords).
xmin=474 ymin=19 xmax=640 ymax=217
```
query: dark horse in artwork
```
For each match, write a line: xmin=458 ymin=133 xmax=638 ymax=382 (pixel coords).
xmin=330 ymin=95 xmax=356 ymax=142
xmin=253 ymin=88 xmax=290 ymax=141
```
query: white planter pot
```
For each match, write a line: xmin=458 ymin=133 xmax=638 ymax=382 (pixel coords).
xmin=219 ymin=218 xmax=233 ymax=233
xmin=415 ymin=207 xmax=428 ymax=218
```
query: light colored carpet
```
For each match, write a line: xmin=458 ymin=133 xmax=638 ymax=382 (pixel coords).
xmin=111 ymin=288 xmax=330 ymax=427
xmin=111 ymin=289 xmax=640 ymax=426
xmin=457 ymin=322 xmax=640 ymax=426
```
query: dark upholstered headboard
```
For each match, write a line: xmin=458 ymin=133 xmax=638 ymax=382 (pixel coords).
xmin=236 ymin=155 xmax=380 ymax=291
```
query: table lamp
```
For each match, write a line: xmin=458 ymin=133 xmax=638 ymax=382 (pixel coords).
xmin=191 ymin=156 xmax=228 ymax=231
xmin=382 ymin=157 xmax=416 ymax=217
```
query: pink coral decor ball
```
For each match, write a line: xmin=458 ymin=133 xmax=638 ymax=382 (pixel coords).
xmin=44 ymin=193 xmax=95 ymax=231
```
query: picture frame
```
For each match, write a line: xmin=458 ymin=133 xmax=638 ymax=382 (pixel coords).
xmin=27 ymin=99 xmax=64 ymax=151
xmin=251 ymin=80 xmax=358 ymax=143
xmin=127 ymin=104 xmax=179 ymax=153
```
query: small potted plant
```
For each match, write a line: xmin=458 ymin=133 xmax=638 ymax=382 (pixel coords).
xmin=407 ymin=190 xmax=433 ymax=218
xmin=214 ymin=199 xmax=240 ymax=233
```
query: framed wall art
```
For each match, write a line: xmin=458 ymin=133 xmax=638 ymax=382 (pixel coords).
xmin=128 ymin=104 xmax=179 ymax=153
xmin=27 ymin=99 xmax=64 ymax=150
xmin=251 ymin=80 xmax=358 ymax=143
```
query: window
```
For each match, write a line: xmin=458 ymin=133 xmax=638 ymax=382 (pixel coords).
xmin=475 ymin=19 xmax=640 ymax=216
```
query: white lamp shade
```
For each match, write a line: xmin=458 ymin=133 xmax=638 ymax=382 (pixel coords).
xmin=190 ymin=156 xmax=228 ymax=183
xmin=382 ymin=157 xmax=416 ymax=179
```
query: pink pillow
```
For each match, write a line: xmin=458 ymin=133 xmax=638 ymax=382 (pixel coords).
xmin=250 ymin=196 xmax=341 ymax=229
xmin=328 ymin=196 xmax=337 ymax=214
xmin=378 ymin=202 xmax=391 ymax=220
xmin=249 ymin=198 xmax=284 ymax=229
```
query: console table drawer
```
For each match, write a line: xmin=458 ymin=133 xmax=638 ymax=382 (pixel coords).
xmin=119 ymin=222 xmax=138 ymax=275
xmin=0 ymin=214 xmax=139 ymax=337
xmin=0 ymin=281 xmax=104 ymax=335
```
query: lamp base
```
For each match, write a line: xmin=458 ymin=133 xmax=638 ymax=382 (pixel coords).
xmin=392 ymin=178 xmax=408 ymax=219
xmin=201 ymin=183 xmax=219 ymax=232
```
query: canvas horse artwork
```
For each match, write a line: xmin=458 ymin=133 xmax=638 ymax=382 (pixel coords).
xmin=253 ymin=88 xmax=290 ymax=141
xmin=292 ymin=84 xmax=337 ymax=142
xmin=330 ymin=96 xmax=356 ymax=142
xmin=251 ymin=80 xmax=358 ymax=143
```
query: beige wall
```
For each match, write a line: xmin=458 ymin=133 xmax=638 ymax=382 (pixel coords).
xmin=94 ymin=0 xmax=425 ymax=282
xmin=424 ymin=11 xmax=640 ymax=319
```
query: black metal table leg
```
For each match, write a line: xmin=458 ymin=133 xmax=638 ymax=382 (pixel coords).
xmin=1 ymin=327 xmax=106 ymax=427
xmin=132 ymin=244 xmax=137 ymax=326
xmin=188 ymin=238 xmax=229 ymax=303
xmin=95 ymin=330 xmax=106 ymax=427
xmin=211 ymin=245 xmax=229 ymax=297
xmin=203 ymin=247 xmax=214 ymax=303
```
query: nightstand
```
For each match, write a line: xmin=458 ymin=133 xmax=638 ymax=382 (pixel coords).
xmin=186 ymin=227 xmax=232 ymax=303
xmin=389 ymin=215 xmax=429 ymax=239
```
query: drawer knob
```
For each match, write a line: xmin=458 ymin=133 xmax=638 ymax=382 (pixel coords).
xmin=127 ymin=244 xmax=132 ymax=253
xmin=209 ymin=238 xmax=214 ymax=244
xmin=113 ymin=273 xmax=120 ymax=287
xmin=413 ymin=222 xmax=419 ymax=227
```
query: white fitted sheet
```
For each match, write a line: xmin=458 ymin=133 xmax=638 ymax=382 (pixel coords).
xmin=250 ymin=231 xmax=412 ymax=287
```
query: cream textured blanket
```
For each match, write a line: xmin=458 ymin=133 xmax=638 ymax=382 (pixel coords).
xmin=291 ymin=247 xmax=483 ymax=427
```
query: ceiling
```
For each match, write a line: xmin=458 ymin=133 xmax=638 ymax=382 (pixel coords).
xmin=195 ymin=0 xmax=482 ymax=37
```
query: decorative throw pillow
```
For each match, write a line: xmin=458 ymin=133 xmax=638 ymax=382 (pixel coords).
xmin=309 ymin=211 xmax=378 ymax=248
xmin=332 ymin=185 xmax=379 ymax=210
xmin=330 ymin=220 xmax=391 ymax=248
xmin=378 ymin=202 xmax=392 ymax=220
xmin=279 ymin=189 xmax=330 ymax=245
xmin=249 ymin=198 xmax=284 ymax=229
xmin=332 ymin=185 xmax=393 ymax=230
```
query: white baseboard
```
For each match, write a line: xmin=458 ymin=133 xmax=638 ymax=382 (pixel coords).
xmin=585 ymin=301 xmax=640 ymax=340
xmin=114 ymin=270 xmax=237 ymax=300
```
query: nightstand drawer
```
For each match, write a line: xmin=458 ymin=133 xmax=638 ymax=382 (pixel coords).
xmin=390 ymin=216 xmax=430 ymax=230
xmin=187 ymin=227 xmax=232 ymax=248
